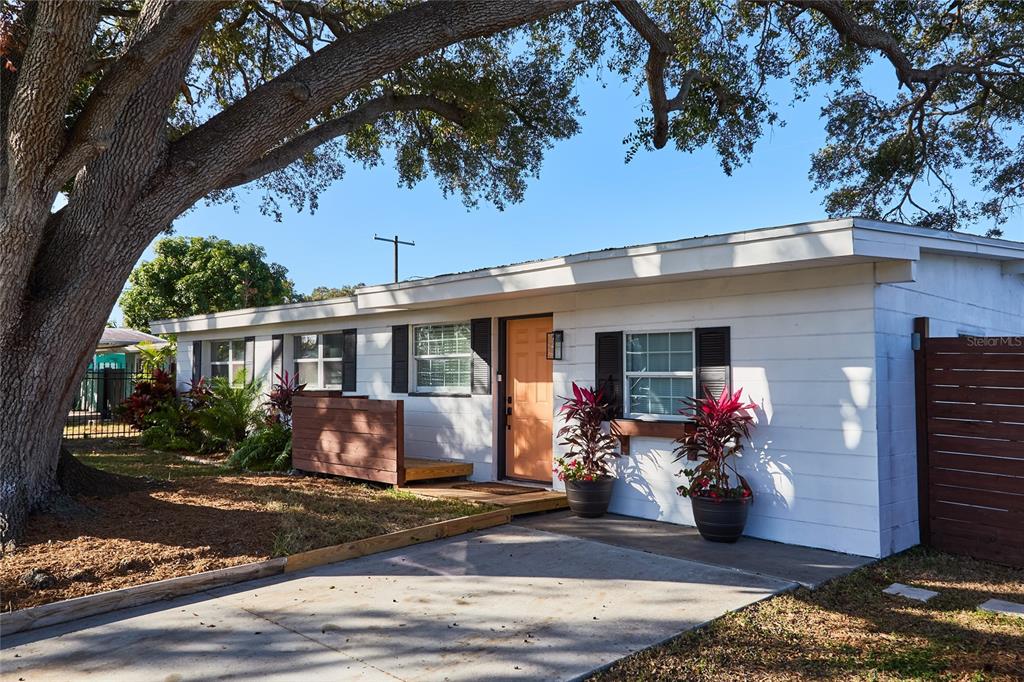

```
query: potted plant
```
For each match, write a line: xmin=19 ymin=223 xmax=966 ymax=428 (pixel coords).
xmin=674 ymin=387 xmax=757 ymax=542
xmin=555 ymin=382 xmax=622 ymax=517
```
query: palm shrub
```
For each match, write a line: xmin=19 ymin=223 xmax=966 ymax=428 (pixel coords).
xmin=140 ymin=399 xmax=204 ymax=451
xmin=673 ymin=387 xmax=757 ymax=500
xmin=554 ymin=382 xmax=621 ymax=481
xmin=195 ymin=374 xmax=263 ymax=450
xmin=227 ymin=422 xmax=293 ymax=472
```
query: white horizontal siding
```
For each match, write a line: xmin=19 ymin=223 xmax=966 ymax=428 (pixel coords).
xmin=873 ymin=253 xmax=1024 ymax=556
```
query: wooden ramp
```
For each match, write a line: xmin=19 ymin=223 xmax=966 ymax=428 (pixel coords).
xmin=402 ymin=480 xmax=568 ymax=516
xmin=404 ymin=457 xmax=474 ymax=482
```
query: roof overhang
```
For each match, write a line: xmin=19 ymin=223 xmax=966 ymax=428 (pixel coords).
xmin=151 ymin=218 xmax=1024 ymax=334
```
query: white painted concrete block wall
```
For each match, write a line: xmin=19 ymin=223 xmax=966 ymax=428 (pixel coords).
xmin=552 ymin=264 xmax=883 ymax=557
xmin=873 ymin=254 xmax=1024 ymax=556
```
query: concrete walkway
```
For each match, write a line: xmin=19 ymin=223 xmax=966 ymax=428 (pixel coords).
xmin=517 ymin=511 xmax=873 ymax=588
xmin=2 ymin=525 xmax=798 ymax=681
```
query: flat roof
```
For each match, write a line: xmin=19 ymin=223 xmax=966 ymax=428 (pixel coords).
xmin=151 ymin=217 xmax=1024 ymax=334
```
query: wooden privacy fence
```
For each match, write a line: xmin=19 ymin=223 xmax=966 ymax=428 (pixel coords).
xmin=292 ymin=393 xmax=405 ymax=485
xmin=915 ymin=318 xmax=1024 ymax=567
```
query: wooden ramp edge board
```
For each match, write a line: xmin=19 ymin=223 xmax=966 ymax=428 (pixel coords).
xmin=0 ymin=557 xmax=287 ymax=637
xmin=284 ymin=508 xmax=511 ymax=573
xmin=403 ymin=457 xmax=474 ymax=482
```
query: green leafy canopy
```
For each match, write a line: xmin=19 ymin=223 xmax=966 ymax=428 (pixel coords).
xmin=120 ymin=236 xmax=297 ymax=330
xmin=180 ymin=1 xmax=1024 ymax=234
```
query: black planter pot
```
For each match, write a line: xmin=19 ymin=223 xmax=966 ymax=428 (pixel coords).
xmin=690 ymin=495 xmax=752 ymax=543
xmin=565 ymin=477 xmax=615 ymax=518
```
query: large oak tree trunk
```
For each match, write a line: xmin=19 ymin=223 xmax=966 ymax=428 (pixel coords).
xmin=0 ymin=1 xmax=580 ymax=543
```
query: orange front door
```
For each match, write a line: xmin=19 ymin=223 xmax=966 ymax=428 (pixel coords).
xmin=505 ymin=316 xmax=554 ymax=482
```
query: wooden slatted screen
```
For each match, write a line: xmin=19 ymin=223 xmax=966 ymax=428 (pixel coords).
xmin=917 ymin=327 xmax=1024 ymax=567
xmin=291 ymin=394 xmax=405 ymax=485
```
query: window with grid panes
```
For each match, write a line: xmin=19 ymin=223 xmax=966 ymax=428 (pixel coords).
xmin=624 ymin=331 xmax=694 ymax=419
xmin=413 ymin=323 xmax=471 ymax=393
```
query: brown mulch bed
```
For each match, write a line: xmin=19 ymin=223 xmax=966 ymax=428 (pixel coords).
xmin=591 ymin=548 xmax=1024 ymax=681
xmin=0 ymin=446 xmax=486 ymax=612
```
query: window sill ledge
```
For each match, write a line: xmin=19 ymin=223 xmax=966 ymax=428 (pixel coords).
xmin=407 ymin=392 xmax=473 ymax=398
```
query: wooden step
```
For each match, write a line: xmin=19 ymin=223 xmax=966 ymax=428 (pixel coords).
xmin=401 ymin=480 xmax=568 ymax=516
xmin=403 ymin=457 xmax=474 ymax=482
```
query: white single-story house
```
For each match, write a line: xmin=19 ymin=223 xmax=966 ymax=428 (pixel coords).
xmin=151 ymin=218 xmax=1024 ymax=558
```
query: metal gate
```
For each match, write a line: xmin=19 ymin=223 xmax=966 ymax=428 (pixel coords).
xmin=65 ymin=368 xmax=154 ymax=439
xmin=914 ymin=318 xmax=1024 ymax=567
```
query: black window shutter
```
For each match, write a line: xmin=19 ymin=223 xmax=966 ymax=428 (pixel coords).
xmin=470 ymin=318 xmax=492 ymax=395
xmin=594 ymin=331 xmax=623 ymax=419
xmin=342 ymin=328 xmax=357 ymax=392
xmin=695 ymin=326 xmax=731 ymax=399
xmin=192 ymin=340 xmax=202 ymax=384
xmin=391 ymin=325 xmax=409 ymax=393
xmin=271 ymin=334 xmax=283 ymax=379
xmin=244 ymin=336 xmax=255 ymax=384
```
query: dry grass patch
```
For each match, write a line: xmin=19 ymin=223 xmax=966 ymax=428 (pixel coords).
xmin=592 ymin=548 xmax=1024 ymax=681
xmin=0 ymin=439 xmax=489 ymax=612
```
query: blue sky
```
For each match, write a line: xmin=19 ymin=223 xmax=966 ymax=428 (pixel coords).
xmin=115 ymin=67 xmax=1022 ymax=321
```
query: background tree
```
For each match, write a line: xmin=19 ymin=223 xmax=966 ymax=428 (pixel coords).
xmin=301 ymin=285 xmax=362 ymax=301
xmin=1 ymin=0 xmax=1022 ymax=542
xmin=120 ymin=236 xmax=296 ymax=330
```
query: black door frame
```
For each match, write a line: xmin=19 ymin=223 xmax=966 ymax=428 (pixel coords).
xmin=497 ymin=312 xmax=554 ymax=481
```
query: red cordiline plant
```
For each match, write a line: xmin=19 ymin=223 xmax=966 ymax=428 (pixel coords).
xmin=265 ymin=371 xmax=306 ymax=426
xmin=554 ymin=382 xmax=621 ymax=482
xmin=673 ymin=386 xmax=757 ymax=500
xmin=118 ymin=368 xmax=177 ymax=428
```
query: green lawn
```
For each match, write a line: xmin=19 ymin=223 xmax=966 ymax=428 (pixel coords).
xmin=73 ymin=438 xmax=225 ymax=479
xmin=592 ymin=548 xmax=1024 ymax=681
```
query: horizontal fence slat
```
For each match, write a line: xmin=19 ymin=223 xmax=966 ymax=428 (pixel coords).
xmin=291 ymin=445 xmax=399 ymax=472
xmin=292 ymin=395 xmax=398 ymax=413
xmin=927 ymin=515 xmax=1024 ymax=546
xmin=930 ymin=451 xmax=1024 ymax=476
xmin=927 ymin=353 xmax=1024 ymax=370
xmin=927 ymin=338 xmax=1024 ymax=353
xmin=926 ymin=385 xmax=1024 ymax=406
xmin=930 ymin=500 xmax=1024 ymax=531
xmin=291 ymin=435 xmax=393 ymax=459
xmin=930 ymin=483 xmax=1024 ymax=512
xmin=293 ymin=414 xmax=396 ymax=435
xmin=927 ymin=417 xmax=1024 ymax=441
xmin=929 ymin=435 xmax=1024 ymax=460
xmin=291 ymin=458 xmax=399 ymax=484
xmin=930 ymin=531 xmax=1024 ymax=566
xmin=930 ymin=467 xmax=1024 ymax=495
xmin=928 ymin=402 xmax=1024 ymax=423
xmin=927 ymin=368 xmax=1024 ymax=388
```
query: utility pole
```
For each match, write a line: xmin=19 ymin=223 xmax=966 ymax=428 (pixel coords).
xmin=373 ymin=234 xmax=415 ymax=283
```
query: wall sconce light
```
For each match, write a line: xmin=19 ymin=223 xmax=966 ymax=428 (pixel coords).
xmin=546 ymin=330 xmax=564 ymax=360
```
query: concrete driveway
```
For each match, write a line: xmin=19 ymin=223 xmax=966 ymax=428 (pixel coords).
xmin=2 ymin=525 xmax=795 ymax=681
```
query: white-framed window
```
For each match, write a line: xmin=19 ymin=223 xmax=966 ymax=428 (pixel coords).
xmin=624 ymin=331 xmax=695 ymax=419
xmin=293 ymin=333 xmax=345 ymax=389
xmin=210 ymin=339 xmax=246 ymax=384
xmin=413 ymin=322 xmax=471 ymax=393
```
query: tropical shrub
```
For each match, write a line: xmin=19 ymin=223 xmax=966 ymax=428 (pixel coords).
xmin=137 ymin=340 xmax=176 ymax=372
xmin=227 ymin=422 xmax=293 ymax=472
xmin=119 ymin=368 xmax=177 ymax=428
xmin=673 ymin=387 xmax=757 ymax=500
xmin=554 ymin=382 xmax=621 ymax=482
xmin=265 ymin=371 xmax=305 ymax=425
xmin=140 ymin=400 xmax=205 ymax=452
xmin=194 ymin=375 xmax=263 ymax=450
